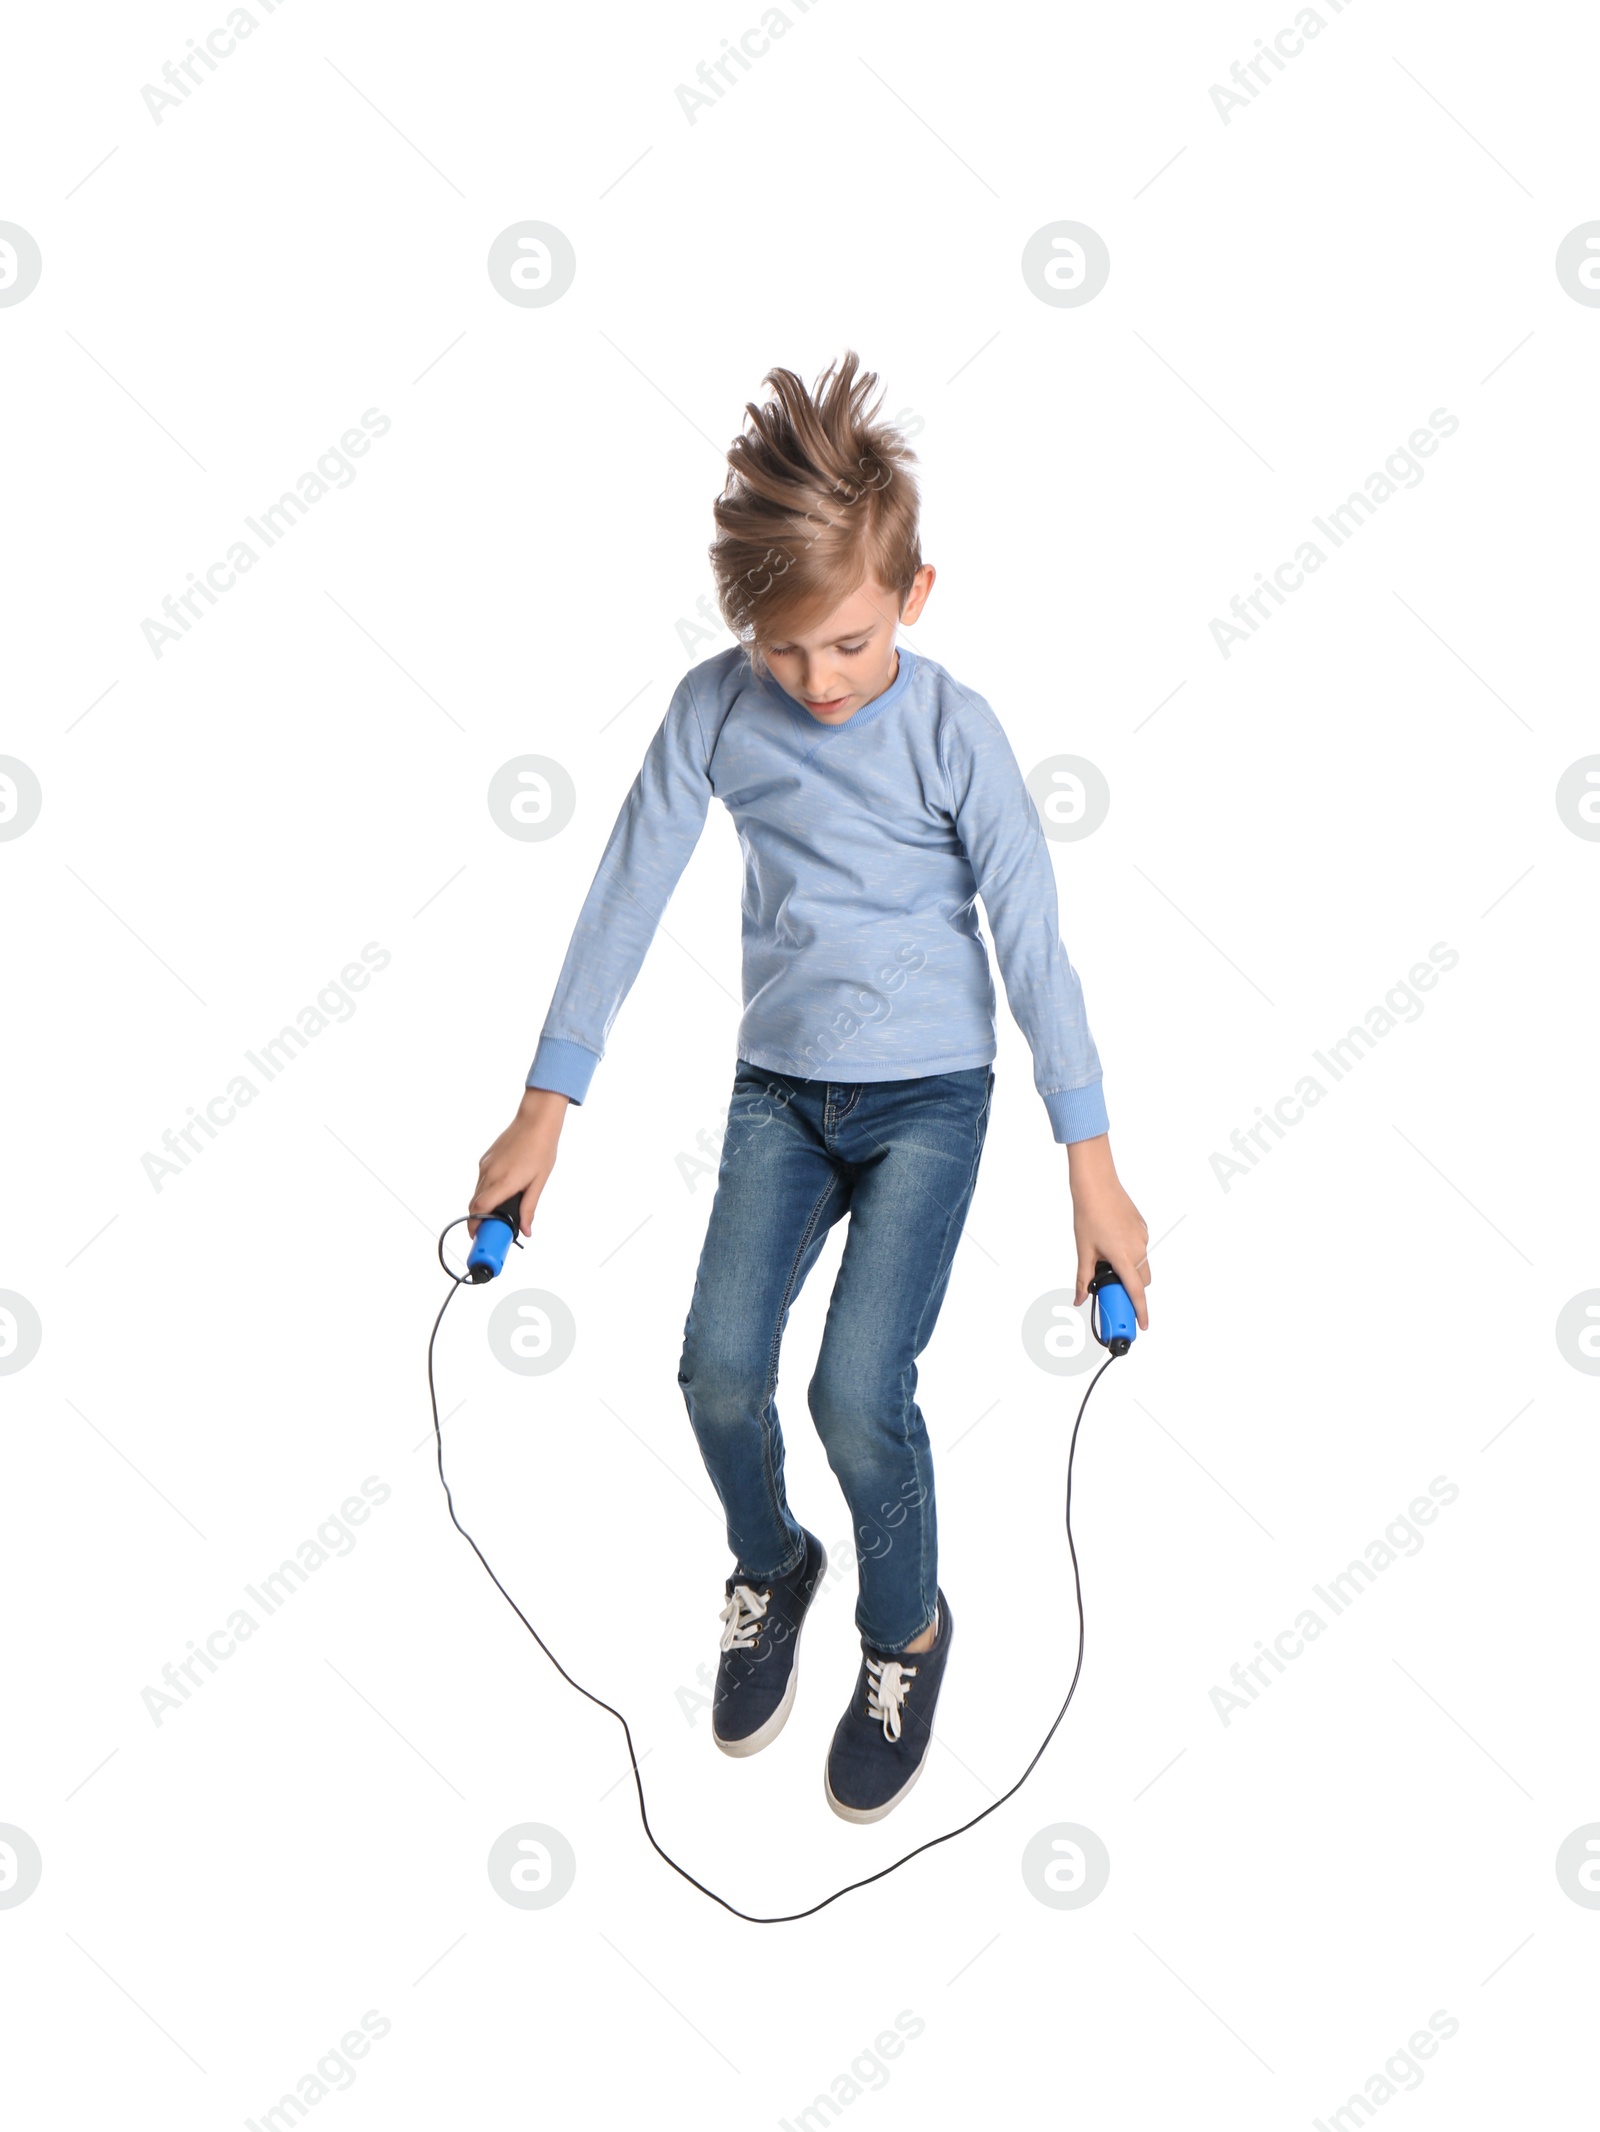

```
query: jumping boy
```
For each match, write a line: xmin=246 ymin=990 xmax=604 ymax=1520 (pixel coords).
xmin=469 ymin=352 xmax=1150 ymax=1823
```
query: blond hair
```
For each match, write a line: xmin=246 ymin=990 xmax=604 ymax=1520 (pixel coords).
xmin=709 ymin=351 xmax=922 ymax=675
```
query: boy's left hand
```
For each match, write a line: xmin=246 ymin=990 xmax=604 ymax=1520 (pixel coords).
xmin=1066 ymin=1133 xmax=1151 ymax=1330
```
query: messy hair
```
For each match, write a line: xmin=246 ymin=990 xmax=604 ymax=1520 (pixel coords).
xmin=709 ymin=351 xmax=922 ymax=675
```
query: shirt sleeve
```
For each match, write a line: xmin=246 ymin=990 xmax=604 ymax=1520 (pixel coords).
xmin=526 ymin=672 xmax=713 ymax=1105
xmin=939 ymin=695 xmax=1108 ymax=1144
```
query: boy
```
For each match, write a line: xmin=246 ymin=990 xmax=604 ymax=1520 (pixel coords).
xmin=470 ymin=352 xmax=1150 ymax=1824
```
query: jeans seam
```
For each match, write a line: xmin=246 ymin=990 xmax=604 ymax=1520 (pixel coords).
xmin=899 ymin=1073 xmax=990 ymax=1642
xmin=850 ymin=1076 xmax=990 ymax=1648
xmin=754 ymin=1169 xmax=841 ymax=1571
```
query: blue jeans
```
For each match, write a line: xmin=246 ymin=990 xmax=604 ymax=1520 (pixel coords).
xmin=677 ymin=1056 xmax=995 ymax=1651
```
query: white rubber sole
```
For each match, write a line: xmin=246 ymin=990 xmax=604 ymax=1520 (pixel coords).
xmin=823 ymin=1749 xmax=928 ymax=1824
xmin=712 ymin=1653 xmax=801 ymax=1757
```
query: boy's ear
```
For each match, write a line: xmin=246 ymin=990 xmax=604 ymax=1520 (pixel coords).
xmin=899 ymin=563 xmax=935 ymax=626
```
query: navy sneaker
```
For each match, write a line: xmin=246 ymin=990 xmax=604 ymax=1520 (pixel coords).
xmin=711 ymin=1528 xmax=827 ymax=1757
xmin=825 ymin=1591 xmax=954 ymax=1822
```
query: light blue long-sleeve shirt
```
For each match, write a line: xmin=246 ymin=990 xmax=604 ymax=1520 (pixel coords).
xmin=527 ymin=642 xmax=1108 ymax=1143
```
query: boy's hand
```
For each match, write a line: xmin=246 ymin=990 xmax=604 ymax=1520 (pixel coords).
xmin=468 ymin=1086 xmax=571 ymax=1241
xmin=1066 ymin=1133 xmax=1151 ymax=1330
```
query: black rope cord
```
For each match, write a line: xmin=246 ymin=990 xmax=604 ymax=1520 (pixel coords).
xmin=429 ymin=1214 xmax=1124 ymax=1924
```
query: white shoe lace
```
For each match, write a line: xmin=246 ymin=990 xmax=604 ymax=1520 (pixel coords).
xmin=719 ymin=1583 xmax=771 ymax=1652
xmin=866 ymin=1656 xmax=919 ymax=1740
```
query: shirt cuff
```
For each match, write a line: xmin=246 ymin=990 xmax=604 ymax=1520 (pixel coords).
xmin=1042 ymin=1080 xmax=1109 ymax=1145
xmin=526 ymin=1035 xmax=601 ymax=1105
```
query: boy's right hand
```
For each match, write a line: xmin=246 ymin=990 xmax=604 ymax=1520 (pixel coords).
xmin=468 ymin=1085 xmax=571 ymax=1240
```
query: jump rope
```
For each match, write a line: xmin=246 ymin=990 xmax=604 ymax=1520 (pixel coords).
xmin=428 ymin=1193 xmax=1139 ymax=1924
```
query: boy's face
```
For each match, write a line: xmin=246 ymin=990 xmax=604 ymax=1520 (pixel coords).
xmin=760 ymin=566 xmax=934 ymax=724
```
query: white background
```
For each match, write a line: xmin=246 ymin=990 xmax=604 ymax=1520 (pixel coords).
xmin=3 ymin=1 xmax=1596 ymax=2125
